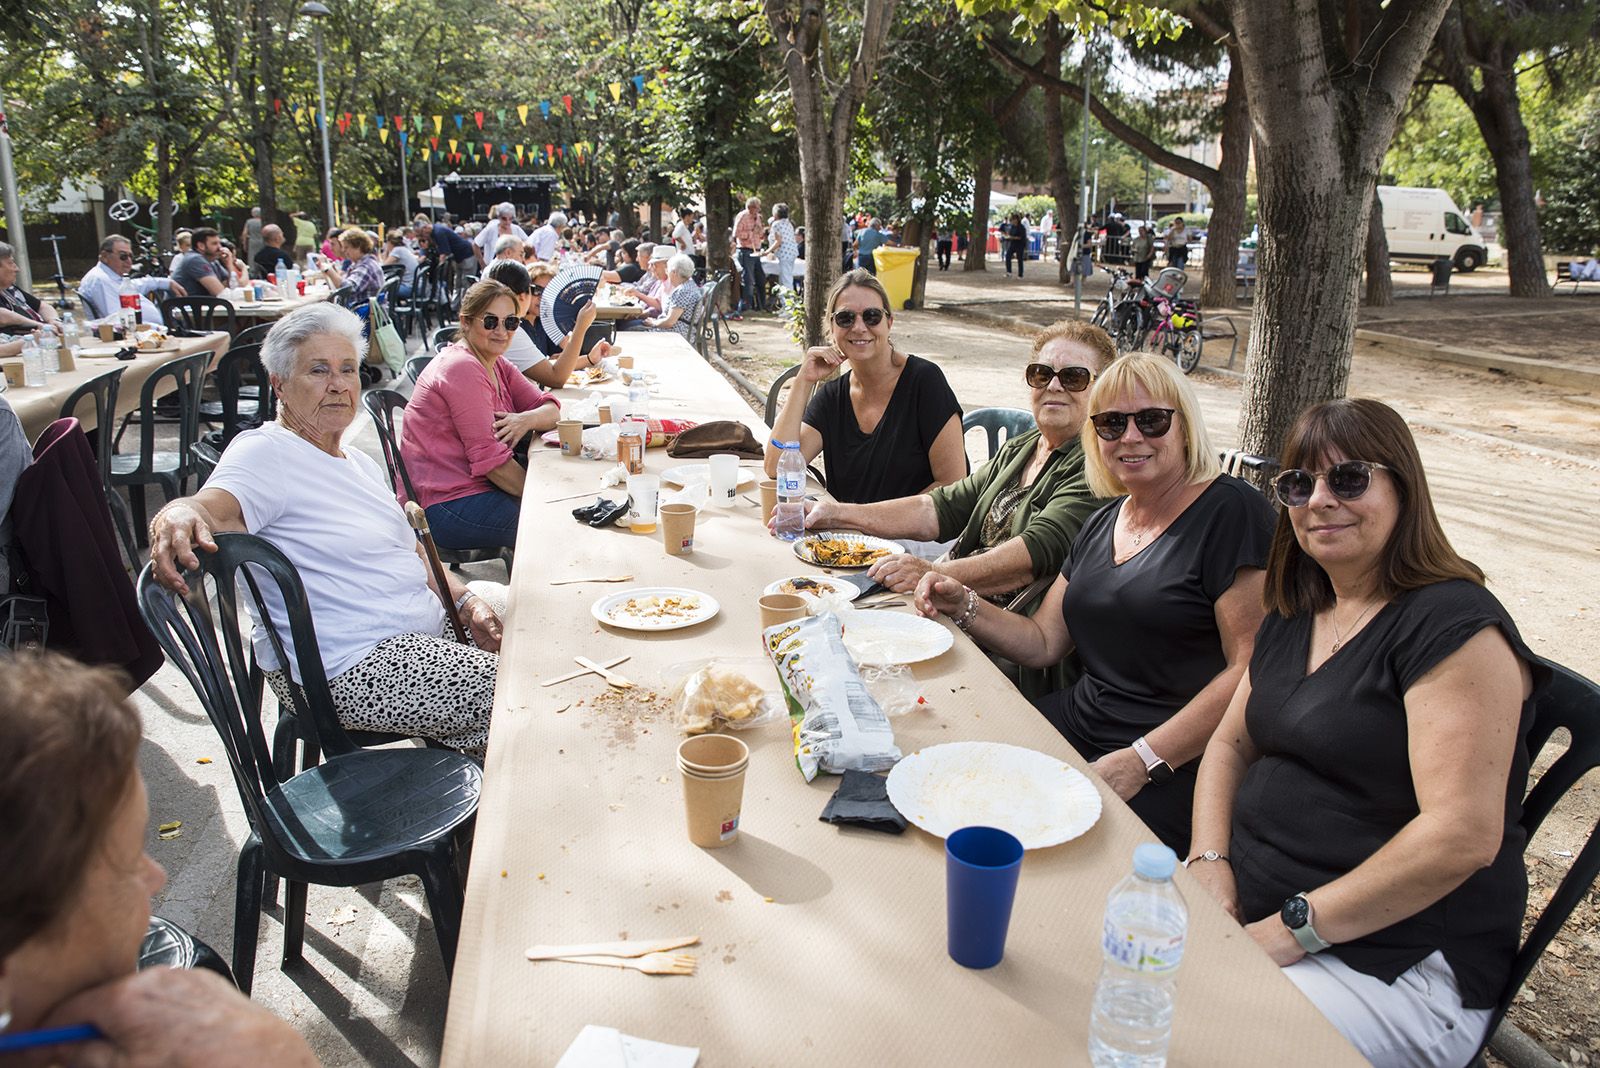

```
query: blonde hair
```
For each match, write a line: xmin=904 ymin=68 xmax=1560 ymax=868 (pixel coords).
xmin=1031 ymin=319 xmax=1116 ymax=370
xmin=1080 ymin=352 xmax=1220 ymax=497
xmin=339 ymin=227 xmax=374 ymax=256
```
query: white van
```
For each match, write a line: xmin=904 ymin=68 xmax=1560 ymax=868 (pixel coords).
xmin=1377 ymin=186 xmax=1489 ymax=272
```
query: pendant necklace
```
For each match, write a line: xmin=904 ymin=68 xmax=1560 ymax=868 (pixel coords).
xmin=1330 ymin=599 xmax=1380 ymax=654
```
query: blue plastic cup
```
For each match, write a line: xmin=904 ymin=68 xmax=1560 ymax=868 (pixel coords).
xmin=946 ymin=825 xmax=1025 ymax=969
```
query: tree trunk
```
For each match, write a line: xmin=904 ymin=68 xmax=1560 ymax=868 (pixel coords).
xmin=904 ymin=182 xmax=929 ymax=308
xmin=705 ymin=176 xmax=733 ymax=294
xmin=1364 ymin=191 xmax=1393 ymax=306
xmin=1042 ymin=17 xmax=1075 ymax=285
xmin=894 ymin=163 xmax=912 ymax=207
xmin=1199 ymin=51 xmax=1248 ymax=308
xmin=965 ymin=154 xmax=992 ymax=271
xmin=1226 ymin=0 xmax=1450 ymax=462
xmin=648 ymin=198 xmax=663 ymax=243
xmin=1469 ymin=60 xmax=1549 ymax=297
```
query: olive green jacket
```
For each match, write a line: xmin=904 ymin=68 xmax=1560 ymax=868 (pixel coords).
xmin=928 ymin=428 xmax=1102 ymax=699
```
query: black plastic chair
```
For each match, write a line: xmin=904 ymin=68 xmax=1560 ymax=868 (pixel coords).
xmin=135 ymin=536 xmax=481 ymax=996
xmin=394 ymin=263 xmax=435 ymax=339
xmin=1473 ymin=659 xmax=1600 ymax=1061
xmin=234 ymin=322 xmax=275 ymax=349
xmin=405 ymin=353 xmax=434 ymax=383
xmin=111 ymin=351 xmax=211 ymax=545
xmin=430 ymin=325 xmax=459 ymax=352
xmin=139 ymin=916 xmax=237 ymax=986
xmin=161 ymin=295 xmax=237 ymax=336
xmin=198 ymin=343 xmax=273 ymax=449
xmin=329 ymin=283 xmax=356 ymax=309
xmin=58 ymin=367 xmax=137 ymax=565
xmin=361 ymin=389 xmax=514 ymax=578
xmin=190 ymin=439 xmax=222 ymax=485
xmin=381 ymin=262 xmax=406 ymax=282
xmin=963 ymin=407 xmax=1036 ymax=463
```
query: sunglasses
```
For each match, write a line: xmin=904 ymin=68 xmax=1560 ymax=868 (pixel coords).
xmin=471 ymin=314 xmax=523 ymax=332
xmin=112 ymin=252 xmax=133 ymax=261
xmin=1025 ymin=364 xmax=1093 ymax=392
xmin=1272 ymin=461 xmax=1391 ymax=508
xmin=1090 ymin=408 xmax=1176 ymax=441
xmin=529 ymin=283 xmax=545 ymax=295
xmin=832 ymin=307 xmax=886 ymax=329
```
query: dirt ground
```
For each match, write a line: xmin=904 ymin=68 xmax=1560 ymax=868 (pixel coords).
xmin=714 ymin=281 xmax=1600 ymax=1063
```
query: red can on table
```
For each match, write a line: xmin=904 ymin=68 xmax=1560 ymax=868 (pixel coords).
xmin=296 ymin=280 xmax=306 ymax=295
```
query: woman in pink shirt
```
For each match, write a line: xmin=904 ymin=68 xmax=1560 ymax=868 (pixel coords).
xmin=401 ymin=280 xmax=560 ymax=550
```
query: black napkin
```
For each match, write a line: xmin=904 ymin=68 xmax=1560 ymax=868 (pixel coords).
xmin=832 ymin=572 xmax=887 ymax=598
xmin=819 ymin=770 xmax=906 ymax=834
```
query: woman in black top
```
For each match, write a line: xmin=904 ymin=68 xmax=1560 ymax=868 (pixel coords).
xmin=1186 ymin=399 xmax=1544 ymax=1068
xmin=1001 ymin=212 xmax=1028 ymax=277
xmin=763 ymin=269 xmax=965 ymax=504
xmin=915 ymin=353 xmax=1272 ymax=851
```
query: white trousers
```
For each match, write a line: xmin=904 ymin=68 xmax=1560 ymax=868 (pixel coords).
xmin=1284 ymin=949 xmax=1493 ymax=1068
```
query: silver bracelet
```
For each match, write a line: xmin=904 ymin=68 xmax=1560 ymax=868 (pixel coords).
xmin=952 ymin=587 xmax=979 ymax=631
xmin=453 ymin=590 xmax=476 ymax=612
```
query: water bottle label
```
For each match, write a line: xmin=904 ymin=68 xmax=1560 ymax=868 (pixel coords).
xmin=1102 ymin=918 xmax=1184 ymax=975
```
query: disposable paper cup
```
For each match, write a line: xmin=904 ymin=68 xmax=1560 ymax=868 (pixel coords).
xmin=758 ymin=593 xmax=808 ymax=631
xmin=661 ymin=503 xmax=697 ymax=556
xmin=627 ymin=474 xmax=660 ymax=534
xmin=98 ymin=323 xmax=115 ymax=342
xmin=709 ymin=453 xmax=741 ymax=508
xmin=616 ymin=354 xmax=634 ymax=369
xmin=759 ymin=479 xmax=778 ymax=525
xmin=946 ymin=826 xmax=1024 ymax=969
xmin=678 ymin=734 xmax=749 ymax=848
xmin=557 ymin=419 xmax=584 ymax=456
xmin=598 ymin=403 xmax=613 ymax=424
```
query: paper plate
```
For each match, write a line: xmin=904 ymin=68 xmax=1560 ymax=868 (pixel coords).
xmin=839 ymin=611 xmax=951 ymax=665
xmin=886 ymin=741 xmax=1103 ymax=849
xmin=75 ymin=344 xmax=124 ymax=358
xmin=591 ymin=587 xmax=719 ymax=632
xmin=793 ymin=531 xmax=905 ymax=570
xmin=762 ymin=575 xmax=862 ymax=602
xmin=541 ymin=263 xmax=602 ymax=344
xmin=661 ymin=463 xmax=757 ymax=490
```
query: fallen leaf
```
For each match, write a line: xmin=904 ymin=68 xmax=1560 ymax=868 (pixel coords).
xmin=327 ymin=906 xmax=359 ymax=927
xmin=157 ymin=828 xmax=181 ymax=841
xmin=195 ymin=757 xmax=213 ymax=764
xmin=158 ymin=820 xmax=182 ymax=833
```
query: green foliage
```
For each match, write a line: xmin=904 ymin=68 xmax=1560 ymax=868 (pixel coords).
xmin=846 ymin=181 xmax=900 ymax=222
xmin=1384 ymin=87 xmax=1500 ymax=209
xmin=1536 ymin=89 xmax=1600 ymax=253
xmin=1014 ymin=194 xmax=1056 ymax=219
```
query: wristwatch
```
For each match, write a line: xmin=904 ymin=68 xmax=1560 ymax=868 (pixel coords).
xmin=1280 ymin=893 xmax=1333 ymax=954
xmin=1130 ymin=735 xmax=1174 ymax=786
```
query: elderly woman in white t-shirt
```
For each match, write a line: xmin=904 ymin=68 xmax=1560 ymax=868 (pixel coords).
xmin=147 ymin=303 xmax=506 ymax=756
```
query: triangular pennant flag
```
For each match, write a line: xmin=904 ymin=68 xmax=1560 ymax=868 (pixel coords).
xmin=473 ymin=111 xmax=485 ymax=129
xmin=496 ymin=108 xmax=506 ymax=125
xmin=399 ymin=131 xmax=409 ymax=149
xmin=586 ymin=89 xmax=598 ymax=106
xmin=631 ymin=74 xmax=645 ymax=94
xmin=545 ymin=143 xmax=554 ymax=160
xmin=413 ymin=115 xmax=423 ymax=132
xmin=449 ymin=138 xmax=458 ymax=154
xmin=482 ymin=141 xmax=492 ymax=157
xmin=429 ymin=136 xmax=438 ymax=150
xmin=472 ymin=153 xmax=480 ymax=165
xmin=293 ymin=106 xmax=304 ymax=123
xmin=377 ymin=113 xmax=386 ymax=130
xmin=608 ymin=82 xmax=622 ymax=103
xmin=539 ymin=100 xmax=551 ymax=120
xmin=500 ymin=153 xmax=508 ymax=165
xmin=393 ymin=114 xmax=404 ymax=130
xmin=316 ymin=110 xmax=325 ymax=130
xmin=273 ymin=98 xmax=282 ymax=113
xmin=558 ymin=144 xmax=566 ymax=159
xmin=454 ymin=114 xmax=464 ymax=130
xmin=515 ymin=144 xmax=524 ymax=163
xmin=380 ymin=128 xmax=390 ymax=144
xmin=358 ymin=114 xmax=368 ymax=135
xmin=422 ymin=148 xmax=431 ymax=162
xmin=517 ymin=104 xmax=529 ymax=124
xmin=433 ymin=115 xmax=443 ymax=134
xmin=562 ymin=94 xmax=573 ymax=114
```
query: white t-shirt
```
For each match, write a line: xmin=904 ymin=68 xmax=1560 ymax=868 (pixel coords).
xmin=475 ymin=221 xmax=529 ymax=259
xmin=502 ymin=325 xmax=548 ymax=372
xmin=672 ymin=221 xmax=694 ymax=251
xmin=529 ymin=224 xmax=559 ymax=261
xmin=205 ymin=423 xmax=446 ymax=682
xmin=387 ymin=244 xmax=419 ymax=287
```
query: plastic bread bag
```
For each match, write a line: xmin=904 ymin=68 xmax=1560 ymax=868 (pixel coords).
xmin=859 ymin=663 xmax=930 ymax=717
xmin=764 ymin=612 xmax=900 ymax=782
xmin=663 ymin=658 xmax=783 ymax=735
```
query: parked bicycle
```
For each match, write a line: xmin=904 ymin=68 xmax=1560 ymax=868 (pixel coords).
xmin=1145 ymin=295 xmax=1204 ymax=374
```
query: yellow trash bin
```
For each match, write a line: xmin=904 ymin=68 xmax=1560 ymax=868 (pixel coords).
xmin=873 ymin=246 xmax=921 ymax=309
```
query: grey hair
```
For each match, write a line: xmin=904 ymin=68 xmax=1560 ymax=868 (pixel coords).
xmin=493 ymin=234 xmax=524 ymax=259
xmin=261 ymin=302 xmax=367 ymax=379
xmin=0 ymin=241 xmax=13 ymax=263
xmin=667 ymin=253 xmax=695 ymax=283
xmin=610 ymin=229 xmax=624 ymax=241
xmin=496 ymin=202 xmax=515 ymax=218
xmin=547 ymin=211 xmax=568 ymax=229
xmin=745 ymin=196 xmax=760 ymax=208
xmin=98 ymin=235 xmax=131 ymax=255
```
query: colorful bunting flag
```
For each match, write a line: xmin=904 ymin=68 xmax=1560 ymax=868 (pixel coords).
xmin=483 ymin=141 xmax=492 ymax=156
xmin=422 ymin=148 xmax=431 ymax=162
xmin=358 ymin=114 xmax=367 ymax=135
xmin=586 ymin=89 xmax=598 ymax=106
xmin=380 ymin=128 xmax=390 ymax=144
xmin=516 ymin=145 xmax=524 ymax=163
xmin=430 ymin=136 xmax=439 ymax=150
xmin=496 ymin=108 xmax=506 ymax=125
xmin=454 ymin=114 xmax=464 ymax=130
xmin=517 ymin=104 xmax=529 ymax=124
xmin=608 ymin=82 xmax=622 ymax=103
xmin=292 ymin=106 xmax=304 ymax=123
xmin=539 ymin=100 xmax=550 ymax=120
xmin=377 ymin=113 xmax=386 ymax=130
xmin=545 ymin=142 xmax=554 ymax=160
xmin=500 ymin=153 xmax=508 ymax=165
xmin=562 ymin=94 xmax=573 ymax=114
xmin=433 ymin=115 xmax=443 ymax=134
xmin=473 ymin=111 xmax=485 ymax=129
xmin=631 ymin=74 xmax=645 ymax=94
xmin=449 ymin=138 xmax=458 ymax=153
xmin=273 ymin=98 xmax=282 ymax=113
xmin=393 ymin=114 xmax=404 ymax=131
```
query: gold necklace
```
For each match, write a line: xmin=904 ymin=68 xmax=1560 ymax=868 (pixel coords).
xmin=1329 ymin=598 xmax=1381 ymax=653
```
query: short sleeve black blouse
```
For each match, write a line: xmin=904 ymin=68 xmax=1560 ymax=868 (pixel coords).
xmin=1044 ymin=474 xmax=1275 ymax=754
xmin=802 ymin=354 xmax=962 ymax=504
xmin=1232 ymin=579 xmax=1548 ymax=1008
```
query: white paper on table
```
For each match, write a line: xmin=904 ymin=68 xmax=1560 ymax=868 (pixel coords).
xmin=554 ymin=1024 xmax=700 ymax=1068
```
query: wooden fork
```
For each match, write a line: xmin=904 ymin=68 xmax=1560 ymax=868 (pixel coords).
xmin=550 ymin=952 xmax=697 ymax=975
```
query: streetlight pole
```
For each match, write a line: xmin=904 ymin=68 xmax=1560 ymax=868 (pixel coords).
xmin=0 ymin=102 xmax=33 ymax=290
xmin=1075 ymin=36 xmax=1092 ymax=315
xmin=300 ymin=1 xmax=336 ymax=234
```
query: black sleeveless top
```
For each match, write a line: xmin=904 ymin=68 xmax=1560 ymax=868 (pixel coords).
xmin=1232 ymin=579 xmax=1548 ymax=1008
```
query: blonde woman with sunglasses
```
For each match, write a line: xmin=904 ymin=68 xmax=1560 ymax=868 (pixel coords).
xmin=915 ymin=352 xmax=1274 ymax=853
xmin=763 ymin=268 xmax=966 ymax=503
xmin=400 ymin=280 xmax=561 ymax=551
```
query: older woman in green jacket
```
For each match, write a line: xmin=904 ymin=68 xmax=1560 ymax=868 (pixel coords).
xmin=784 ymin=319 xmax=1111 ymax=697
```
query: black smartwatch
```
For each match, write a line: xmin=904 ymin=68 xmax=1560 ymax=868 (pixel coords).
xmin=1281 ymin=893 xmax=1332 ymax=954
xmin=1131 ymin=735 xmax=1174 ymax=786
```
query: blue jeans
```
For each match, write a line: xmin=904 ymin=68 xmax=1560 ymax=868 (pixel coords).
xmin=737 ymin=248 xmax=762 ymax=311
xmin=427 ymin=490 xmax=520 ymax=550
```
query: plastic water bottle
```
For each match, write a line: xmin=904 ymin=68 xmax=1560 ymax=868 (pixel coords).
xmin=626 ymin=379 xmax=650 ymax=420
xmin=1089 ymin=843 xmax=1188 ymax=1068
xmin=774 ymin=440 xmax=806 ymax=542
xmin=61 ymin=312 xmax=81 ymax=352
xmin=21 ymin=335 xmax=45 ymax=387
xmin=38 ymin=329 xmax=60 ymax=374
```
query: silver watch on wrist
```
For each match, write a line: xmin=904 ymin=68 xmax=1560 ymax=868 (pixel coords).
xmin=1280 ymin=893 xmax=1333 ymax=954
xmin=1131 ymin=735 xmax=1175 ymax=786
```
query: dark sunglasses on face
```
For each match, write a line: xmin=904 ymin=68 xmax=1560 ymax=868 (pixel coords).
xmin=112 ymin=252 xmax=133 ymax=261
xmin=529 ymin=284 xmax=545 ymax=295
xmin=832 ymin=307 xmax=885 ymax=329
xmin=1090 ymin=408 xmax=1176 ymax=441
xmin=1025 ymin=363 xmax=1093 ymax=392
xmin=1273 ymin=461 xmax=1391 ymax=508
xmin=472 ymin=314 xmax=522 ymax=332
